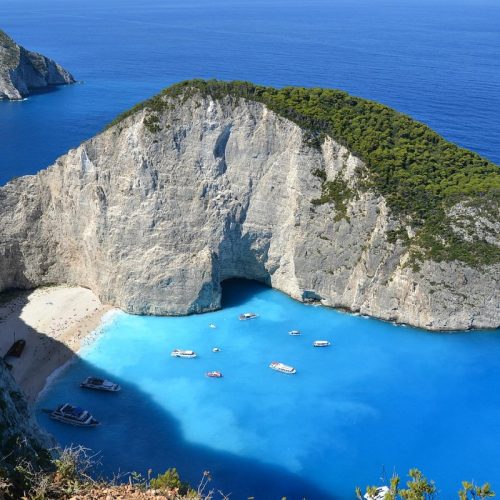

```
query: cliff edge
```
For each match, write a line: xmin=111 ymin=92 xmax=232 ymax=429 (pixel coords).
xmin=0 ymin=81 xmax=498 ymax=330
xmin=0 ymin=359 xmax=52 ymax=478
xmin=0 ymin=29 xmax=74 ymax=100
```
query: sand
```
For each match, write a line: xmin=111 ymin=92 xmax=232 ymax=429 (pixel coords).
xmin=0 ymin=285 xmax=114 ymax=402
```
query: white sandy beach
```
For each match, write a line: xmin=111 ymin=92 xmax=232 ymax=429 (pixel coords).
xmin=0 ymin=285 xmax=113 ymax=402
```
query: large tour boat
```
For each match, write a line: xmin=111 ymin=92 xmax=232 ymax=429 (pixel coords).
xmin=171 ymin=349 xmax=197 ymax=358
xmin=239 ymin=312 xmax=258 ymax=320
xmin=49 ymin=403 xmax=100 ymax=427
xmin=80 ymin=377 xmax=121 ymax=392
xmin=269 ymin=361 xmax=296 ymax=374
xmin=313 ymin=340 xmax=331 ymax=347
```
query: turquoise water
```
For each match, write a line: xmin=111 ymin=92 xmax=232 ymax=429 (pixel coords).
xmin=1 ymin=0 xmax=500 ymax=185
xmin=5 ymin=0 xmax=500 ymax=495
xmin=37 ymin=280 xmax=500 ymax=498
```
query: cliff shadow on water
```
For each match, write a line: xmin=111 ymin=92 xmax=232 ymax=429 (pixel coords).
xmin=7 ymin=284 xmax=337 ymax=499
xmin=36 ymin=358 xmax=336 ymax=499
xmin=220 ymin=278 xmax=272 ymax=309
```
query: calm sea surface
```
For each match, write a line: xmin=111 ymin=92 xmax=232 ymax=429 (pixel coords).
xmin=3 ymin=0 xmax=500 ymax=497
xmin=1 ymin=0 xmax=499 ymax=186
xmin=38 ymin=281 xmax=500 ymax=498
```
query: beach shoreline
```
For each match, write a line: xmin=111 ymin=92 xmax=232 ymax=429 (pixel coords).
xmin=0 ymin=285 xmax=115 ymax=402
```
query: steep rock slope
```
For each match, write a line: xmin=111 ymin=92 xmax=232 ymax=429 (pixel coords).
xmin=0 ymin=29 xmax=74 ymax=100
xmin=0 ymin=359 xmax=51 ymax=476
xmin=0 ymin=82 xmax=498 ymax=330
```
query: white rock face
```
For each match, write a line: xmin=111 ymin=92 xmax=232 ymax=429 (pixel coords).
xmin=0 ymin=94 xmax=498 ymax=330
xmin=0 ymin=29 xmax=74 ymax=100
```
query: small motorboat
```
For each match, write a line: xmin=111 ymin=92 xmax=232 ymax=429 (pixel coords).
xmin=48 ymin=403 xmax=100 ymax=427
xmin=313 ymin=340 xmax=331 ymax=347
xmin=171 ymin=349 xmax=197 ymax=358
xmin=212 ymin=347 xmax=221 ymax=352
xmin=80 ymin=377 xmax=121 ymax=392
xmin=206 ymin=371 xmax=223 ymax=378
xmin=288 ymin=330 xmax=301 ymax=336
xmin=269 ymin=361 xmax=296 ymax=374
xmin=4 ymin=339 xmax=26 ymax=358
xmin=239 ymin=312 xmax=258 ymax=321
xmin=208 ymin=323 xmax=217 ymax=329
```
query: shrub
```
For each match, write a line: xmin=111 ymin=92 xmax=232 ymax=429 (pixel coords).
xmin=150 ymin=467 xmax=193 ymax=496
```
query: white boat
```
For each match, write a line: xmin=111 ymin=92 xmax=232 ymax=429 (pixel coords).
xmin=49 ymin=403 xmax=100 ymax=427
xmin=313 ymin=340 xmax=331 ymax=347
xmin=239 ymin=312 xmax=258 ymax=321
xmin=364 ymin=486 xmax=390 ymax=500
xmin=80 ymin=377 xmax=121 ymax=392
xmin=212 ymin=347 xmax=220 ymax=352
xmin=288 ymin=330 xmax=301 ymax=336
xmin=209 ymin=323 xmax=217 ymax=329
xmin=171 ymin=349 xmax=197 ymax=358
xmin=269 ymin=361 xmax=296 ymax=374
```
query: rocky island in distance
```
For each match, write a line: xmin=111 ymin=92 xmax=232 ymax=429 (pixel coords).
xmin=1 ymin=80 xmax=498 ymax=331
xmin=0 ymin=28 xmax=74 ymax=100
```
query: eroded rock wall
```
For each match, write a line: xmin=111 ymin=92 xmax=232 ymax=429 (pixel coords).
xmin=0 ymin=359 xmax=52 ymax=471
xmin=0 ymin=95 xmax=498 ymax=330
xmin=0 ymin=29 xmax=74 ymax=100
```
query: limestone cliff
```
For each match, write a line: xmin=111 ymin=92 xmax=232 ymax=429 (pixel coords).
xmin=0 ymin=82 xmax=498 ymax=330
xmin=0 ymin=29 xmax=74 ymax=100
xmin=0 ymin=359 xmax=51 ymax=474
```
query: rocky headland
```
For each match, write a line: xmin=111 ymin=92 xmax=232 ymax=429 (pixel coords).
xmin=0 ymin=29 xmax=74 ymax=100
xmin=0 ymin=80 xmax=498 ymax=330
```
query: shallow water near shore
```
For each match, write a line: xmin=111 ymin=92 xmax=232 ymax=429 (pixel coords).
xmin=37 ymin=280 xmax=500 ymax=498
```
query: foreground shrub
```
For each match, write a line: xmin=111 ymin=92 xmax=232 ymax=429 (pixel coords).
xmin=356 ymin=468 xmax=495 ymax=500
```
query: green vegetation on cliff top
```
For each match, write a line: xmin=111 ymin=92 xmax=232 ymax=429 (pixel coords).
xmin=0 ymin=29 xmax=14 ymax=47
xmin=107 ymin=79 xmax=499 ymax=267
xmin=0 ymin=29 xmax=20 ymax=69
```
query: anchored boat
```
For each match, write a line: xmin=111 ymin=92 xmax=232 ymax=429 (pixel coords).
xmin=239 ymin=312 xmax=258 ymax=320
xmin=80 ymin=377 xmax=121 ymax=392
xmin=212 ymin=347 xmax=221 ymax=352
xmin=49 ymin=403 xmax=100 ymax=427
xmin=4 ymin=339 xmax=26 ymax=358
xmin=171 ymin=349 xmax=197 ymax=358
xmin=269 ymin=361 xmax=296 ymax=374
xmin=206 ymin=371 xmax=223 ymax=378
xmin=288 ymin=330 xmax=301 ymax=336
xmin=313 ymin=340 xmax=331 ymax=347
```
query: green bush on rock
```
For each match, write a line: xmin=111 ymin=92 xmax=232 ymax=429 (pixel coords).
xmin=106 ymin=79 xmax=500 ymax=267
xmin=150 ymin=467 xmax=195 ymax=496
xmin=356 ymin=468 xmax=495 ymax=500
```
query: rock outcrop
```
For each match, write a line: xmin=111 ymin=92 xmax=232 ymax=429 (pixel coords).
xmin=0 ymin=29 xmax=74 ymax=100
xmin=0 ymin=85 xmax=498 ymax=330
xmin=0 ymin=359 xmax=51 ymax=473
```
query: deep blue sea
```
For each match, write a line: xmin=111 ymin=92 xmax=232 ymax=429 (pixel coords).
xmin=38 ymin=281 xmax=500 ymax=499
xmin=2 ymin=0 xmax=500 ymax=497
xmin=1 ymin=0 xmax=499 ymax=186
